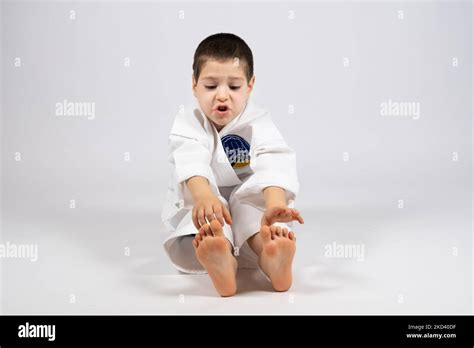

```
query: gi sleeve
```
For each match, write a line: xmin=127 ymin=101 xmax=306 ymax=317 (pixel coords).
xmin=233 ymin=114 xmax=300 ymax=210
xmin=168 ymin=110 xmax=220 ymax=209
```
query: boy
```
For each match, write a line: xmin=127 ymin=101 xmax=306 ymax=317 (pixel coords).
xmin=162 ymin=33 xmax=304 ymax=297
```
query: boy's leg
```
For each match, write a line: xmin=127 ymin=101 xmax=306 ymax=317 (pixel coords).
xmin=192 ymin=220 xmax=238 ymax=297
xmin=247 ymin=226 xmax=296 ymax=292
xmin=227 ymin=187 xmax=297 ymax=292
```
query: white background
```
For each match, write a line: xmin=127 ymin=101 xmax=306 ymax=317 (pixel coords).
xmin=1 ymin=1 xmax=472 ymax=314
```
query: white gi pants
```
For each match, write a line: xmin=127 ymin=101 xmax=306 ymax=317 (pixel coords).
xmin=163 ymin=184 xmax=290 ymax=274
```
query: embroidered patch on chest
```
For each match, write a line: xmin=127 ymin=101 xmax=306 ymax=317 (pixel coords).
xmin=221 ymin=134 xmax=251 ymax=168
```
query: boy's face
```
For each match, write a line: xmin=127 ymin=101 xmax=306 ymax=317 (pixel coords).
xmin=192 ymin=58 xmax=255 ymax=131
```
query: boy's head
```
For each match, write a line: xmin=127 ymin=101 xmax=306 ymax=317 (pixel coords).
xmin=192 ymin=33 xmax=255 ymax=131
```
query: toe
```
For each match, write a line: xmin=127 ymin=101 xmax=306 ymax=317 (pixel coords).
xmin=270 ymin=226 xmax=276 ymax=240
xmin=192 ymin=238 xmax=198 ymax=249
xmin=275 ymin=226 xmax=282 ymax=237
xmin=282 ymin=228 xmax=289 ymax=238
xmin=288 ymin=231 xmax=296 ymax=241
xmin=209 ymin=219 xmax=224 ymax=237
xmin=260 ymin=225 xmax=272 ymax=243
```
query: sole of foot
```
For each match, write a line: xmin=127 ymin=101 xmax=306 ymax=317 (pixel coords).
xmin=258 ymin=225 xmax=296 ymax=292
xmin=192 ymin=220 xmax=237 ymax=297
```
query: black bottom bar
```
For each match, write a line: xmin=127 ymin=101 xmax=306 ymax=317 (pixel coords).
xmin=0 ymin=315 xmax=472 ymax=345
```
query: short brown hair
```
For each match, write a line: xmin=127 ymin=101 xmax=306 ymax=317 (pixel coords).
xmin=192 ymin=33 xmax=254 ymax=83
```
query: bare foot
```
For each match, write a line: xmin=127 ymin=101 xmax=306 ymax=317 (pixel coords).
xmin=258 ymin=225 xmax=296 ymax=292
xmin=192 ymin=220 xmax=237 ymax=297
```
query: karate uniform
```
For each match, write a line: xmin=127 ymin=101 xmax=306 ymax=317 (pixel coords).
xmin=161 ymin=98 xmax=300 ymax=273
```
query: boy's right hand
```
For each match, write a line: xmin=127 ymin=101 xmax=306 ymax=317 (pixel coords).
xmin=192 ymin=193 xmax=233 ymax=230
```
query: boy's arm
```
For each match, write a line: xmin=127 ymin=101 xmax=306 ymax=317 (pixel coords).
xmin=261 ymin=186 xmax=304 ymax=226
xmin=186 ymin=176 xmax=213 ymax=200
xmin=263 ymin=186 xmax=287 ymax=209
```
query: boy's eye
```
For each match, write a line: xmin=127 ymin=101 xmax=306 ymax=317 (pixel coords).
xmin=204 ymin=85 xmax=241 ymax=90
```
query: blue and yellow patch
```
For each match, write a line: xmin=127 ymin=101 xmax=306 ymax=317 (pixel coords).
xmin=221 ymin=134 xmax=251 ymax=168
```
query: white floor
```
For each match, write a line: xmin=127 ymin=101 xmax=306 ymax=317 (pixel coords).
xmin=2 ymin=182 xmax=471 ymax=315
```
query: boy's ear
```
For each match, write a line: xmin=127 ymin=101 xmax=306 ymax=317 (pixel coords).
xmin=247 ymin=74 xmax=256 ymax=95
xmin=192 ymin=74 xmax=197 ymax=96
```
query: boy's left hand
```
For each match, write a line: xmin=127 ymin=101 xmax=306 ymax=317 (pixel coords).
xmin=261 ymin=206 xmax=304 ymax=227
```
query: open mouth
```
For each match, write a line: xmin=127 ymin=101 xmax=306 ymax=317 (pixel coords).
xmin=215 ymin=105 xmax=230 ymax=116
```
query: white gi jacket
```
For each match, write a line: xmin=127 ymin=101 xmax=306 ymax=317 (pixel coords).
xmin=161 ymin=98 xmax=299 ymax=272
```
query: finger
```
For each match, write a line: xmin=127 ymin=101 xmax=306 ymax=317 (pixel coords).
xmin=213 ymin=206 xmax=225 ymax=226
xmin=205 ymin=205 xmax=216 ymax=224
xmin=222 ymin=206 xmax=233 ymax=225
xmin=272 ymin=215 xmax=290 ymax=224
xmin=274 ymin=209 xmax=291 ymax=223
xmin=290 ymin=209 xmax=305 ymax=224
xmin=282 ymin=208 xmax=292 ymax=218
xmin=294 ymin=213 xmax=305 ymax=224
xmin=275 ymin=207 xmax=286 ymax=217
xmin=192 ymin=208 xmax=200 ymax=230
xmin=197 ymin=208 xmax=207 ymax=227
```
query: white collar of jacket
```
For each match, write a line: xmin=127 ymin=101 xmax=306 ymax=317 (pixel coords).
xmin=191 ymin=97 xmax=269 ymax=136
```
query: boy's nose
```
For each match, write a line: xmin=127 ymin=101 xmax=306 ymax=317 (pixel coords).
xmin=216 ymin=88 xmax=229 ymax=100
